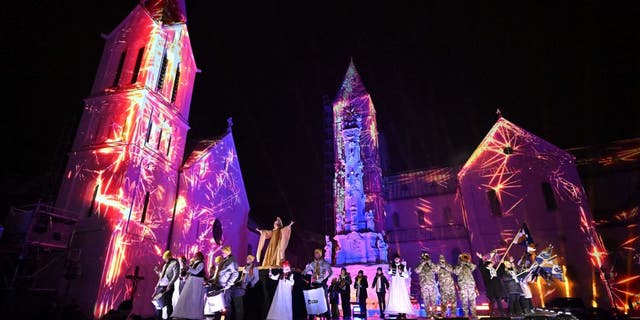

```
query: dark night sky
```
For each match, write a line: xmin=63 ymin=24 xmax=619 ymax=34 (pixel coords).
xmin=3 ymin=1 xmax=639 ymax=234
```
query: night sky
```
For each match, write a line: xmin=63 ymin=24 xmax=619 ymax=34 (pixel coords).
xmin=3 ymin=1 xmax=639 ymax=234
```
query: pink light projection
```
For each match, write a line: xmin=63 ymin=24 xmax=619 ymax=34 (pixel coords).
xmin=54 ymin=2 xmax=250 ymax=318
xmin=332 ymin=60 xmax=385 ymax=234
xmin=171 ymin=126 xmax=250 ymax=271
xmin=595 ymin=206 xmax=640 ymax=313
xmin=457 ymin=115 xmax=614 ymax=308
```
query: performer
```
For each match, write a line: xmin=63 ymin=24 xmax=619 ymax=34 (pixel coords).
xmin=519 ymin=270 xmax=535 ymax=315
xmin=338 ymin=267 xmax=352 ymax=318
xmin=178 ymin=255 xmax=188 ymax=288
xmin=256 ymin=217 xmax=295 ymax=267
xmin=171 ymin=251 xmax=207 ymax=319
xmin=171 ymin=255 xmax=188 ymax=312
xmin=453 ymin=252 xmax=478 ymax=318
xmin=218 ymin=246 xmax=239 ymax=320
xmin=241 ymin=254 xmax=262 ymax=320
xmin=267 ymin=261 xmax=295 ymax=320
xmin=386 ymin=253 xmax=412 ymax=319
xmin=372 ymin=267 xmax=389 ymax=317
xmin=436 ymin=254 xmax=456 ymax=317
xmin=354 ymin=270 xmax=369 ymax=318
xmin=241 ymin=255 xmax=259 ymax=288
xmin=303 ymin=248 xmax=333 ymax=319
xmin=414 ymin=251 xmax=438 ymax=318
xmin=208 ymin=255 xmax=223 ymax=285
xmin=476 ymin=250 xmax=505 ymax=316
xmin=151 ymin=250 xmax=179 ymax=320
xmin=328 ymin=278 xmax=341 ymax=319
xmin=499 ymin=259 xmax=523 ymax=316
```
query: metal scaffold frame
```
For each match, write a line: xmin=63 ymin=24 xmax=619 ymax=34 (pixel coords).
xmin=1 ymin=201 xmax=79 ymax=292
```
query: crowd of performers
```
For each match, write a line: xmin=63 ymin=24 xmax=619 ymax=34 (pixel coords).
xmin=150 ymin=245 xmax=259 ymax=320
xmin=149 ymin=242 xmax=560 ymax=320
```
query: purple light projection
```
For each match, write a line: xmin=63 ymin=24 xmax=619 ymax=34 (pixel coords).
xmin=457 ymin=115 xmax=613 ymax=308
xmin=332 ymin=60 xmax=385 ymax=235
xmin=54 ymin=2 xmax=250 ymax=317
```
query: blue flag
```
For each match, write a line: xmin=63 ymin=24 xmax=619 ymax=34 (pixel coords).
xmin=513 ymin=223 xmax=534 ymax=247
xmin=534 ymin=245 xmax=564 ymax=282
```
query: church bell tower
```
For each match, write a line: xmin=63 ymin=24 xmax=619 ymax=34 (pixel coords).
xmin=331 ymin=60 xmax=387 ymax=265
xmin=55 ymin=1 xmax=197 ymax=316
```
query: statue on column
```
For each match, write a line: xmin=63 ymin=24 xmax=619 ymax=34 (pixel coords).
xmin=365 ymin=210 xmax=375 ymax=231
xmin=336 ymin=215 xmax=344 ymax=234
xmin=256 ymin=217 xmax=294 ymax=267
xmin=377 ymin=235 xmax=388 ymax=262
xmin=324 ymin=235 xmax=333 ymax=264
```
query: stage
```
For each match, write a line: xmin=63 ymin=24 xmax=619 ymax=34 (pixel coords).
xmin=255 ymin=269 xmax=588 ymax=320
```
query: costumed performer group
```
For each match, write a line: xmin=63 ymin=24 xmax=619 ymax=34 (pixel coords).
xmin=148 ymin=217 xmax=562 ymax=320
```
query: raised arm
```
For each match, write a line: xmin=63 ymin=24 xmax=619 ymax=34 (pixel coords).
xmin=453 ymin=263 xmax=463 ymax=275
xmin=190 ymin=261 xmax=205 ymax=275
xmin=467 ymin=261 xmax=477 ymax=272
xmin=324 ymin=261 xmax=333 ymax=282
xmin=303 ymin=262 xmax=313 ymax=275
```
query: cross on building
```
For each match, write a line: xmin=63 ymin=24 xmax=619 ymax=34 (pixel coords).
xmin=125 ymin=265 xmax=145 ymax=302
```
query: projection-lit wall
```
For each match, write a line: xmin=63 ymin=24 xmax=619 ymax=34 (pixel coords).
xmin=54 ymin=2 xmax=249 ymax=318
xmin=383 ymin=167 xmax=473 ymax=296
xmin=457 ymin=116 xmax=610 ymax=307
xmin=172 ymin=129 xmax=250 ymax=272
xmin=332 ymin=61 xmax=385 ymax=234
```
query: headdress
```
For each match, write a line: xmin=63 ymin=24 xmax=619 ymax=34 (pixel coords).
xmin=281 ymin=260 xmax=291 ymax=272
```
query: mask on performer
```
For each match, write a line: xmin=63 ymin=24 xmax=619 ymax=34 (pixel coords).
xmin=282 ymin=261 xmax=291 ymax=273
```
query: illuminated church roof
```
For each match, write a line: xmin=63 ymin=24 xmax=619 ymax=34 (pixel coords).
xmin=143 ymin=0 xmax=187 ymax=24
xmin=458 ymin=115 xmax=574 ymax=179
xmin=334 ymin=58 xmax=369 ymax=104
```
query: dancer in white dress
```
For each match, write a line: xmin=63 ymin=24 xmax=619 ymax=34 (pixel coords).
xmin=386 ymin=253 xmax=413 ymax=319
xmin=266 ymin=260 xmax=295 ymax=320
xmin=171 ymin=252 xmax=207 ymax=319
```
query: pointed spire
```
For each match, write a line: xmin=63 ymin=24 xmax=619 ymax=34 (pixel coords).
xmin=496 ymin=107 xmax=503 ymax=119
xmin=336 ymin=57 xmax=368 ymax=102
xmin=226 ymin=117 xmax=233 ymax=134
xmin=143 ymin=0 xmax=187 ymax=24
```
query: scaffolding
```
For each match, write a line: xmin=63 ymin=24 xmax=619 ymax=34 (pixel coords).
xmin=0 ymin=201 xmax=79 ymax=292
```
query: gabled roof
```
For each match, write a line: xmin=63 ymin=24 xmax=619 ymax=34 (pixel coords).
xmin=182 ymin=119 xmax=233 ymax=169
xmin=458 ymin=116 xmax=574 ymax=178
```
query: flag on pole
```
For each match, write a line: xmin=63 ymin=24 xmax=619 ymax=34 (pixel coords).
xmin=513 ymin=223 xmax=534 ymax=247
xmin=534 ymin=245 xmax=565 ymax=282
xmin=551 ymin=265 xmax=564 ymax=281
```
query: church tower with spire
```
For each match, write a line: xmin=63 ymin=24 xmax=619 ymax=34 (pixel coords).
xmin=331 ymin=60 xmax=387 ymax=265
xmin=55 ymin=1 xmax=198 ymax=316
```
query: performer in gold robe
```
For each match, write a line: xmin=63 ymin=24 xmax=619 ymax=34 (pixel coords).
xmin=256 ymin=217 xmax=294 ymax=267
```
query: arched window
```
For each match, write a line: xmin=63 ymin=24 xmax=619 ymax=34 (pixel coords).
xmin=140 ymin=192 xmax=150 ymax=223
xmin=112 ymin=50 xmax=126 ymax=88
xmin=212 ymin=219 xmax=223 ymax=245
xmin=487 ymin=188 xmax=502 ymax=216
xmin=88 ymin=184 xmax=100 ymax=217
xmin=541 ymin=182 xmax=557 ymax=211
xmin=131 ymin=47 xmax=144 ymax=84
xmin=417 ymin=209 xmax=426 ymax=226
